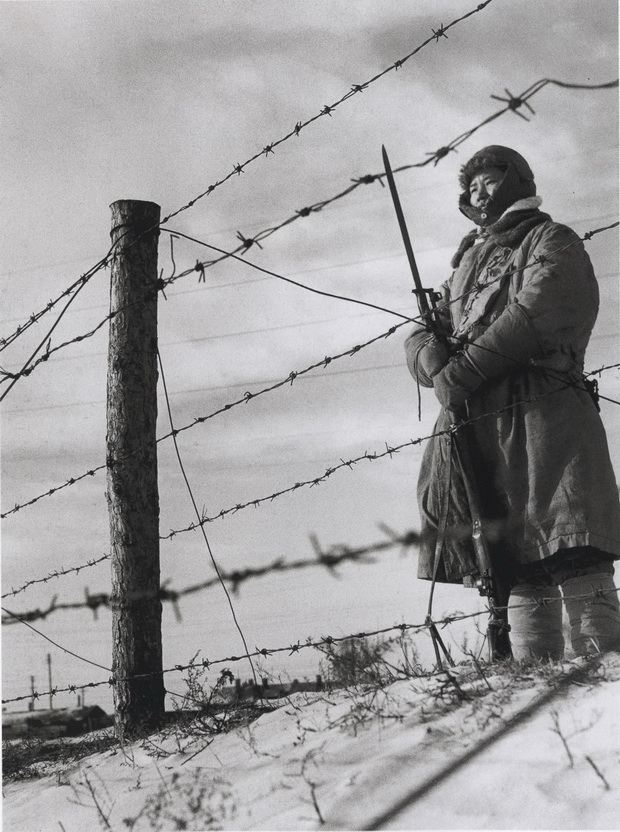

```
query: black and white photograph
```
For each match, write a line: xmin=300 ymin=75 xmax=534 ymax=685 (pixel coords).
xmin=2 ymin=1 xmax=619 ymax=829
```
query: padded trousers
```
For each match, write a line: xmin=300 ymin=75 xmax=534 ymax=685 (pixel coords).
xmin=508 ymin=573 xmax=620 ymax=660
xmin=562 ymin=573 xmax=620 ymax=656
xmin=508 ymin=584 xmax=564 ymax=661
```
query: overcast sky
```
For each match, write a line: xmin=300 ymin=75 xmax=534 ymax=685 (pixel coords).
xmin=1 ymin=0 xmax=618 ymax=710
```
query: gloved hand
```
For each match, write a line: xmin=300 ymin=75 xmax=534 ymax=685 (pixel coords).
xmin=432 ymin=353 xmax=483 ymax=411
xmin=417 ymin=336 xmax=450 ymax=380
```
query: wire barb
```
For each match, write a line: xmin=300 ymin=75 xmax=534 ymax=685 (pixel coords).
xmin=490 ymin=87 xmax=536 ymax=120
xmin=431 ymin=24 xmax=449 ymax=42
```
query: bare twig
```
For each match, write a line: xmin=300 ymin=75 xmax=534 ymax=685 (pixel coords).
xmin=301 ymin=747 xmax=326 ymax=825
xmin=585 ymin=755 xmax=610 ymax=790
xmin=550 ymin=711 xmax=574 ymax=768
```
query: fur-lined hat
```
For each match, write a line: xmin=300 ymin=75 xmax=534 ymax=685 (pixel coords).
xmin=458 ymin=145 xmax=536 ymax=227
xmin=458 ymin=145 xmax=535 ymax=192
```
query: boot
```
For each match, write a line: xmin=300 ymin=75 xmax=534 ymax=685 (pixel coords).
xmin=488 ymin=612 xmax=512 ymax=661
xmin=508 ymin=583 xmax=564 ymax=661
xmin=562 ymin=573 xmax=620 ymax=656
xmin=488 ymin=576 xmax=513 ymax=661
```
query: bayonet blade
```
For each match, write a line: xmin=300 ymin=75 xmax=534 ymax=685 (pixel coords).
xmin=381 ymin=145 xmax=431 ymax=320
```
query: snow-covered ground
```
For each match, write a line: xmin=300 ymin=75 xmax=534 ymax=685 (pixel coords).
xmin=4 ymin=654 xmax=620 ymax=831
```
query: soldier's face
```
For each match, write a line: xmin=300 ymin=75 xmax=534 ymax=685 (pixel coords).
xmin=469 ymin=167 xmax=504 ymax=209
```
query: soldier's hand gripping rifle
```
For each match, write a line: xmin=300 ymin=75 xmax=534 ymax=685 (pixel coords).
xmin=382 ymin=145 xmax=511 ymax=663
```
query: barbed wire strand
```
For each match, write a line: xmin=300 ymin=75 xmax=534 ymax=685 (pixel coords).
xmin=0 ymin=256 xmax=112 ymax=355
xmin=0 ymin=277 xmax=94 ymax=403
xmin=166 ymin=229 xmax=413 ymax=320
xmin=1 ymin=528 xmax=420 ymax=624
xmin=1 ymin=607 xmax=111 ymax=672
xmin=2 ymin=216 xmax=618 ymax=521
xmin=1 ymin=554 xmax=111 ymax=601
xmin=157 ymin=348 xmax=258 ymax=686
xmin=0 ymin=313 xmax=114 ymax=384
xmin=0 ymin=0 xmax=496 ymax=358
xmin=3 ymin=584 xmax=618 ymax=707
xmin=156 ymin=1 xmax=496 ymax=229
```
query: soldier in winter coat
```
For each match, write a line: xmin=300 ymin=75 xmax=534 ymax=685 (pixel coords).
xmin=405 ymin=145 xmax=620 ymax=661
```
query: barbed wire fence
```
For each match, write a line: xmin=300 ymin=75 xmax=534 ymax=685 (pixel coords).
xmin=3 ymin=353 xmax=619 ymax=612
xmin=3 ymin=216 xmax=619 ymax=703
xmin=3 ymin=347 xmax=619 ymax=709
xmin=3 ymin=296 xmax=618 ymax=708
xmin=1 ymin=75 xmax=616 ymax=391
xmin=2 ymin=220 xmax=618 ymax=522
xmin=3 ymin=583 xmax=619 ymax=707
xmin=2 ymin=4 xmax=619 ymax=717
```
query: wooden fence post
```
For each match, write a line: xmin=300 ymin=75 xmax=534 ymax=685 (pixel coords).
xmin=107 ymin=200 xmax=164 ymax=740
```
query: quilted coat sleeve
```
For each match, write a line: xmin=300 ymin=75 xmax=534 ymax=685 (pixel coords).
xmin=463 ymin=222 xmax=598 ymax=382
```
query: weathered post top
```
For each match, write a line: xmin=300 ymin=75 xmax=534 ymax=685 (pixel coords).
xmin=110 ymin=199 xmax=161 ymax=239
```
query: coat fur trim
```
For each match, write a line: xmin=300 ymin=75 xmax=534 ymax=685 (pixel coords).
xmin=451 ymin=209 xmax=551 ymax=269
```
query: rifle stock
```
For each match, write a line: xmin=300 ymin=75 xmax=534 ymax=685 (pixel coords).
xmin=453 ymin=422 xmax=512 ymax=661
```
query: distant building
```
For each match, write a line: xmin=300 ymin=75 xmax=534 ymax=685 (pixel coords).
xmin=2 ymin=705 xmax=112 ymax=739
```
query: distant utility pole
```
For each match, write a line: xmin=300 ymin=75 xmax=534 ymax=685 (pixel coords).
xmin=47 ymin=653 xmax=53 ymax=710
xmin=107 ymin=200 xmax=165 ymax=740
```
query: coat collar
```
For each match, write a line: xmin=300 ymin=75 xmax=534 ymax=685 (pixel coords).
xmin=451 ymin=206 xmax=550 ymax=269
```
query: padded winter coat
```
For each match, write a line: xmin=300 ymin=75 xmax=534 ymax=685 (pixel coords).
xmin=405 ymin=217 xmax=620 ymax=584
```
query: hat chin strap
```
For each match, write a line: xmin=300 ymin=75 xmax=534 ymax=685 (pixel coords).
xmin=459 ymin=198 xmax=501 ymax=228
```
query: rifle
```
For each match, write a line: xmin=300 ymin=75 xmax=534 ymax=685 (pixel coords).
xmin=381 ymin=145 xmax=511 ymax=663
